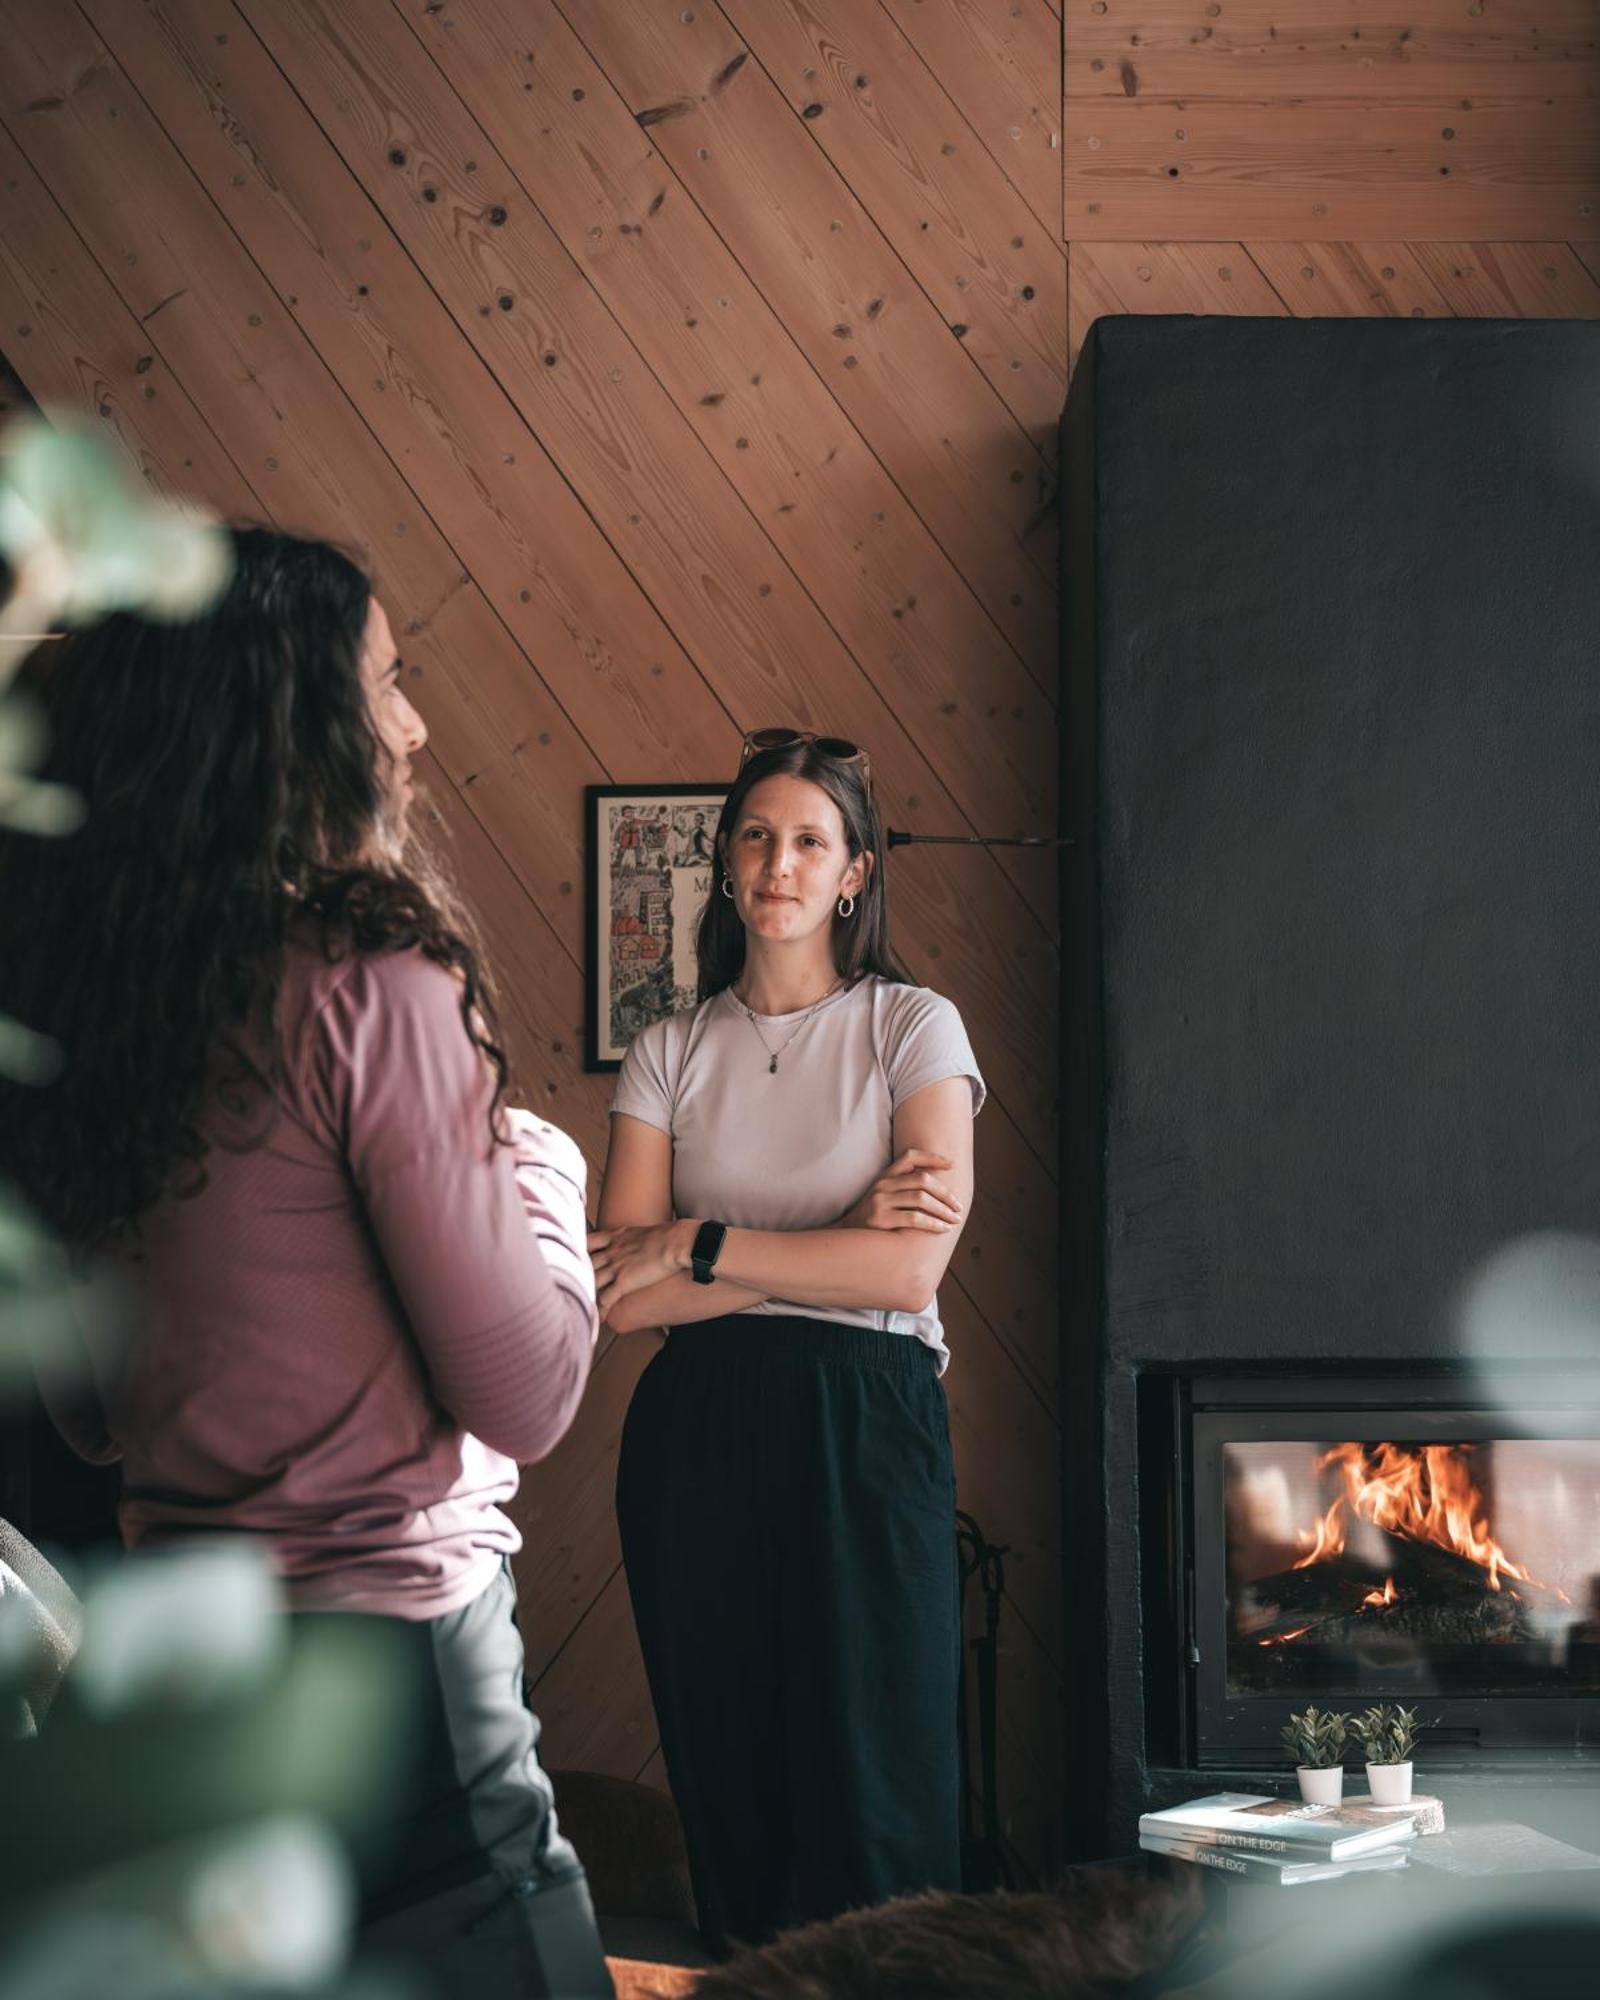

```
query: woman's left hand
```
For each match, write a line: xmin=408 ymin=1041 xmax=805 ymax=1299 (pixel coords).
xmin=586 ymin=1220 xmax=692 ymax=1322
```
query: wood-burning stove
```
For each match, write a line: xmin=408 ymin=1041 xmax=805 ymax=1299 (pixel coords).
xmin=1060 ymin=315 xmax=1600 ymax=1853
xmin=1169 ymin=1375 xmax=1600 ymax=1764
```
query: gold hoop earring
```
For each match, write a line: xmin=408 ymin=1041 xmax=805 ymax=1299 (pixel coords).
xmin=837 ymin=894 xmax=856 ymax=918
xmin=720 ymin=877 xmax=734 ymax=900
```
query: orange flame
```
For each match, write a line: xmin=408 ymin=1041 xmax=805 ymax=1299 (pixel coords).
xmin=1295 ymin=1442 xmax=1563 ymax=1598
xmin=1258 ymin=1624 xmax=1314 ymax=1648
xmin=1292 ymin=1494 xmax=1348 ymax=1569
xmin=1360 ymin=1576 xmax=1399 ymax=1610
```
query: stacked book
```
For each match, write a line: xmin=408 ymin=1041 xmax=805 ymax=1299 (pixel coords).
xmin=1139 ymin=1792 xmax=1421 ymax=1887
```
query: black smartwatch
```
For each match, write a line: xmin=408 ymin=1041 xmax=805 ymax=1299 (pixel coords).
xmin=690 ymin=1220 xmax=728 ymax=1286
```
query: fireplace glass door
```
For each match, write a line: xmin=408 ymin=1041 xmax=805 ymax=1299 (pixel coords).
xmin=1187 ymin=1386 xmax=1600 ymax=1760
xmin=1224 ymin=1438 xmax=1599 ymax=1696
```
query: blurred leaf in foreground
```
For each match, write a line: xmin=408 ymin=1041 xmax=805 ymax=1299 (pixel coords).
xmin=0 ymin=415 xmax=231 ymax=636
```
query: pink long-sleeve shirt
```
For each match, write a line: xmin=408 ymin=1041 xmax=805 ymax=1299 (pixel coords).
xmin=41 ymin=943 xmax=597 ymax=1620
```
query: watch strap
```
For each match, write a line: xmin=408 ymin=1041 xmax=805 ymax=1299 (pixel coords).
xmin=690 ymin=1220 xmax=728 ymax=1286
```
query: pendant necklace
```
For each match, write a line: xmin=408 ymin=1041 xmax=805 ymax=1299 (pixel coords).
xmin=734 ymin=977 xmax=845 ymax=1074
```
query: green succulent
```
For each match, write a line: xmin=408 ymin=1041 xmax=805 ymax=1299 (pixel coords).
xmin=1281 ymin=1704 xmax=1349 ymax=1770
xmin=1349 ymin=1703 xmax=1419 ymax=1766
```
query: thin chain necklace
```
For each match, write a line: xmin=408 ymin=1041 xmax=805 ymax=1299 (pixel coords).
xmin=732 ymin=976 xmax=845 ymax=1074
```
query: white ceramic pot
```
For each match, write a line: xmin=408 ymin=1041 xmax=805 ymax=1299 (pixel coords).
xmin=1366 ymin=1760 xmax=1414 ymax=1806
xmin=1296 ymin=1765 xmax=1345 ymax=1806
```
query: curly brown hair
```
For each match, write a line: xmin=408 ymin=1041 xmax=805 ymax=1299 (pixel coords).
xmin=0 ymin=526 xmax=507 ymax=1252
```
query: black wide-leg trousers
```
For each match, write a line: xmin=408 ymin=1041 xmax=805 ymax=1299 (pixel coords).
xmin=616 ymin=1312 xmax=962 ymax=1952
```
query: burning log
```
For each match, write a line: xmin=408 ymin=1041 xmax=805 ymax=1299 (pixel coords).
xmin=1373 ymin=1527 xmax=1532 ymax=1603
xmin=1245 ymin=1527 xmax=1543 ymax=1648
xmin=1313 ymin=1591 xmax=1531 ymax=1647
xmin=1246 ymin=1560 xmax=1383 ymax=1618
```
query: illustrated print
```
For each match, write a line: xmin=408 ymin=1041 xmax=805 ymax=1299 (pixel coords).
xmin=589 ymin=787 xmax=727 ymax=1068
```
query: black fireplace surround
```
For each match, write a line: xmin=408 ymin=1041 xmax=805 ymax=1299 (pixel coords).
xmin=1058 ymin=317 xmax=1600 ymax=1856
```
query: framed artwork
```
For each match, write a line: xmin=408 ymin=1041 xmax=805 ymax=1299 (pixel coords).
xmin=585 ymin=783 xmax=729 ymax=1071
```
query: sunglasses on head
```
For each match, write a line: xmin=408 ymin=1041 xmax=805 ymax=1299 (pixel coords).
xmin=739 ymin=727 xmax=872 ymax=790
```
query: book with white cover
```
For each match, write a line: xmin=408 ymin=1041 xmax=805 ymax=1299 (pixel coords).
xmin=1138 ymin=1793 xmax=1419 ymax=1860
xmin=1140 ymin=1831 xmax=1413 ymax=1885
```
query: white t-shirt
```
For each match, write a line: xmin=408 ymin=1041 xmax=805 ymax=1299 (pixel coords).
xmin=609 ymin=975 xmax=985 ymax=1371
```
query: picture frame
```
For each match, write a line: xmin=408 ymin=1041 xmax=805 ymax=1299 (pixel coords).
xmin=585 ymin=783 xmax=729 ymax=1071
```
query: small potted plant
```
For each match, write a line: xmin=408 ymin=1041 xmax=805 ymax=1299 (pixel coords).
xmin=1281 ymin=1705 xmax=1348 ymax=1805
xmin=1349 ymin=1703 xmax=1418 ymax=1805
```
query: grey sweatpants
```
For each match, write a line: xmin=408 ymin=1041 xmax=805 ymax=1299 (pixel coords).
xmin=355 ymin=1562 xmax=613 ymax=1998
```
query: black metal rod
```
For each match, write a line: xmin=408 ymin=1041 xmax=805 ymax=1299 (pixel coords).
xmin=886 ymin=829 xmax=1074 ymax=848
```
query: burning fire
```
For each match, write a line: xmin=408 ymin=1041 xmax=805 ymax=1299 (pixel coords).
xmin=1291 ymin=1442 xmax=1563 ymax=1597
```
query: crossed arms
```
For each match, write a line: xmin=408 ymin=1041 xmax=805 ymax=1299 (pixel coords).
xmin=591 ymin=1076 xmax=975 ymax=1334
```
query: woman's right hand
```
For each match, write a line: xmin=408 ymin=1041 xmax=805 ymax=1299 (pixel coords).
xmin=838 ymin=1149 xmax=963 ymax=1233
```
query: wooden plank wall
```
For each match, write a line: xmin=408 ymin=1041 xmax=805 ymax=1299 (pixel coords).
xmin=0 ymin=0 xmax=1067 ymax=1879
xmin=1066 ymin=2 xmax=1600 ymax=356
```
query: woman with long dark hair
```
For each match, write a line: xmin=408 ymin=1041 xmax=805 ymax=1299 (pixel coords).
xmin=589 ymin=731 xmax=985 ymax=1953
xmin=0 ymin=528 xmax=612 ymax=1998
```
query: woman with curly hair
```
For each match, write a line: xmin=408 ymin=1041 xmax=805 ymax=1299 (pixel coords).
xmin=0 ymin=527 xmax=612 ymax=1998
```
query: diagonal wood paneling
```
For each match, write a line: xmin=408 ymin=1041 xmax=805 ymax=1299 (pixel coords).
xmin=882 ymin=0 xmax=1065 ymax=241
xmin=179 ymin=0 xmax=1066 ymax=1138
xmin=0 ymin=0 xmax=1067 ymax=1880
xmin=1067 ymin=237 xmax=1283 ymax=363
xmin=716 ymin=0 xmax=1068 ymax=433
xmin=411 ymin=0 xmax=1060 ymax=669
xmin=54 ymin=1 xmax=1064 ymax=1464
xmin=1242 ymin=240 xmax=1455 ymax=317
